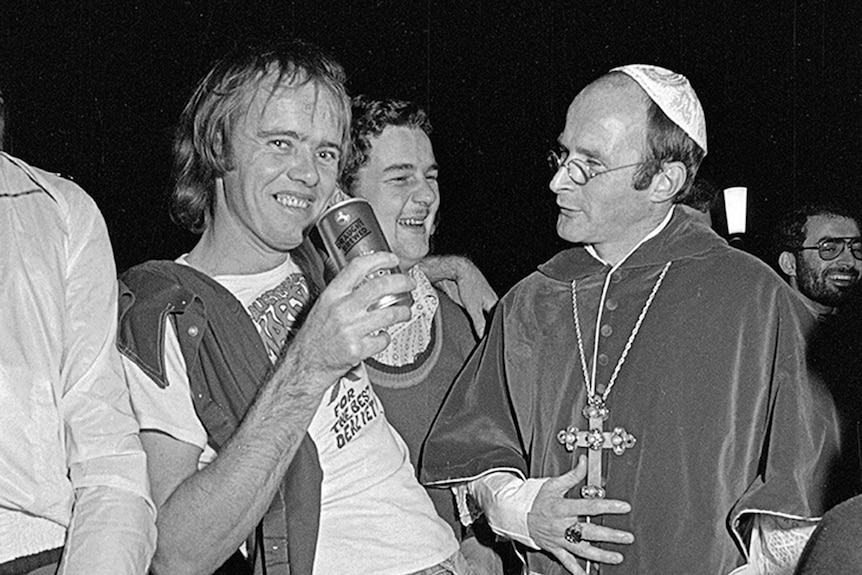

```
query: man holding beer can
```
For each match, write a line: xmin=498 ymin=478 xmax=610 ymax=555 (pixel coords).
xmin=117 ymin=40 xmax=480 ymax=575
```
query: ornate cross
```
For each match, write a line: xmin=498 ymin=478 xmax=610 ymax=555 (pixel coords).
xmin=557 ymin=400 xmax=636 ymax=573
xmin=557 ymin=400 xmax=637 ymax=499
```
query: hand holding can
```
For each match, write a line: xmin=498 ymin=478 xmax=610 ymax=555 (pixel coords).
xmin=315 ymin=198 xmax=414 ymax=310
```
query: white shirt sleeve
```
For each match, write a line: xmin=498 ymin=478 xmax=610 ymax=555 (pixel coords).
xmin=730 ymin=514 xmax=818 ymax=575
xmin=466 ymin=471 xmax=549 ymax=550
xmin=122 ymin=321 xmax=209 ymax=453
xmin=58 ymin=183 xmax=155 ymax=509
xmin=58 ymin=484 xmax=157 ymax=575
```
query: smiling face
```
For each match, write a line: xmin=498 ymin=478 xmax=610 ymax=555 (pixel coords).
xmin=549 ymin=79 xmax=669 ymax=263
xmin=214 ymin=76 xmax=344 ymax=263
xmin=352 ymin=125 xmax=439 ymax=271
xmin=793 ymin=214 xmax=862 ymax=308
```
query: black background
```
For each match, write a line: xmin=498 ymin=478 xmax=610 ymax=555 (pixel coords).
xmin=3 ymin=1 xmax=861 ymax=294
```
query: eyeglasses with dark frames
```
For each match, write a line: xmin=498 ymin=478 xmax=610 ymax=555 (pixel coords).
xmin=798 ymin=237 xmax=862 ymax=261
xmin=547 ymin=149 xmax=651 ymax=185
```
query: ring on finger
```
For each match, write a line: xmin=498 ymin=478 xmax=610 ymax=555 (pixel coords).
xmin=564 ymin=522 xmax=583 ymax=544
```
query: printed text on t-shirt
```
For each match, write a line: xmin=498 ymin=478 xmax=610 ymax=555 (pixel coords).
xmin=329 ymin=385 xmax=380 ymax=449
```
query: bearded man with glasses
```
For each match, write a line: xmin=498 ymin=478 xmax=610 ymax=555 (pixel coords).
xmin=776 ymin=203 xmax=862 ymax=316
xmin=774 ymin=204 xmax=862 ymax=575
xmin=422 ymin=65 xmax=849 ymax=575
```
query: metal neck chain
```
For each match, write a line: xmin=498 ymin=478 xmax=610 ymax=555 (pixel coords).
xmin=571 ymin=261 xmax=672 ymax=404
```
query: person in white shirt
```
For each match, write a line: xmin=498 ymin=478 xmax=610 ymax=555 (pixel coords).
xmin=0 ymin=149 xmax=156 ymax=574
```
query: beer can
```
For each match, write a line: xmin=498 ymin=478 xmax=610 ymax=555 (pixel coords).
xmin=315 ymin=197 xmax=413 ymax=310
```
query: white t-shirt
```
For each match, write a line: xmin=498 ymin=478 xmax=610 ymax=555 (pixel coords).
xmin=123 ymin=254 xmax=456 ymax=575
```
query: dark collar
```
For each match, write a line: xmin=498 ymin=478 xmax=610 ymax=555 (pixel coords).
xmin=539 ymin=207 xmax=727 ymax=282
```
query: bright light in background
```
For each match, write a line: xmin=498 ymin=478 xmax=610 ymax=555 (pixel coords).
xmin=723 ymin=187 xmax=747 ymax=235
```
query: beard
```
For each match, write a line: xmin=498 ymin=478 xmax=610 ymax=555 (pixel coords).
xmin=797 ymin=259 xmax=860 ymax=308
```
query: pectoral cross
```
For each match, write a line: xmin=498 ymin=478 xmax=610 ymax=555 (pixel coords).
xmin=556 ymin=399 xmax=637 ymax=499
xmin=557 ymin=399 xmax=637 ymax=574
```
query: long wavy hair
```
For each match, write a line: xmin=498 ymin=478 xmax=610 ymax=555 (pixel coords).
xmin=171 ymin=39 xmax=350 ymax=234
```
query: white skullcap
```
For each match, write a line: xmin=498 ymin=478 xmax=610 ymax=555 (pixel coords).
xmin=609 ymin=64 xmax=707 ymax=155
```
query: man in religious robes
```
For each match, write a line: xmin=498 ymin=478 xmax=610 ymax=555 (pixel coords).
xmin=421 ymin=65 xmax=849 ymax=575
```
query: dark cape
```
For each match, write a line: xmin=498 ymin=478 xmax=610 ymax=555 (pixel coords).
xmin=422 ymin=208 xmax=851 ymax=574
xmin=793 ymin=285 xmax=862 ymax=575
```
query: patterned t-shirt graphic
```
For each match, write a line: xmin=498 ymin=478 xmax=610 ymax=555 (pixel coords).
xmin=245 ymin=272 xmax=310 ymax=362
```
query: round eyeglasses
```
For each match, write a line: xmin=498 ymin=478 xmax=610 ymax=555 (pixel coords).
xmin=798 ymin=237 xmax=862 ymax=261
xmin=547 ymin=149 xmax=651 ymax=185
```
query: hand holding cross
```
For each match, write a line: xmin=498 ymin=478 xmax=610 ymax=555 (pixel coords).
xmin=544 ymin=399 xmax=636 ymax=573
xmin=526 ymin=455 xmax=634 ymax=575
xmin=556 ymin=400 xmax=637 ymax=500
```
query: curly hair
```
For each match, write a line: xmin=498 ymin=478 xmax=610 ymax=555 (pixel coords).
xmin=774 ymin=203 xmax=860 ymax=256
xmin=171 ymin=39 xmax=350 ymax=234
xmin=340 ymin=95 xmax=432 ymax=194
